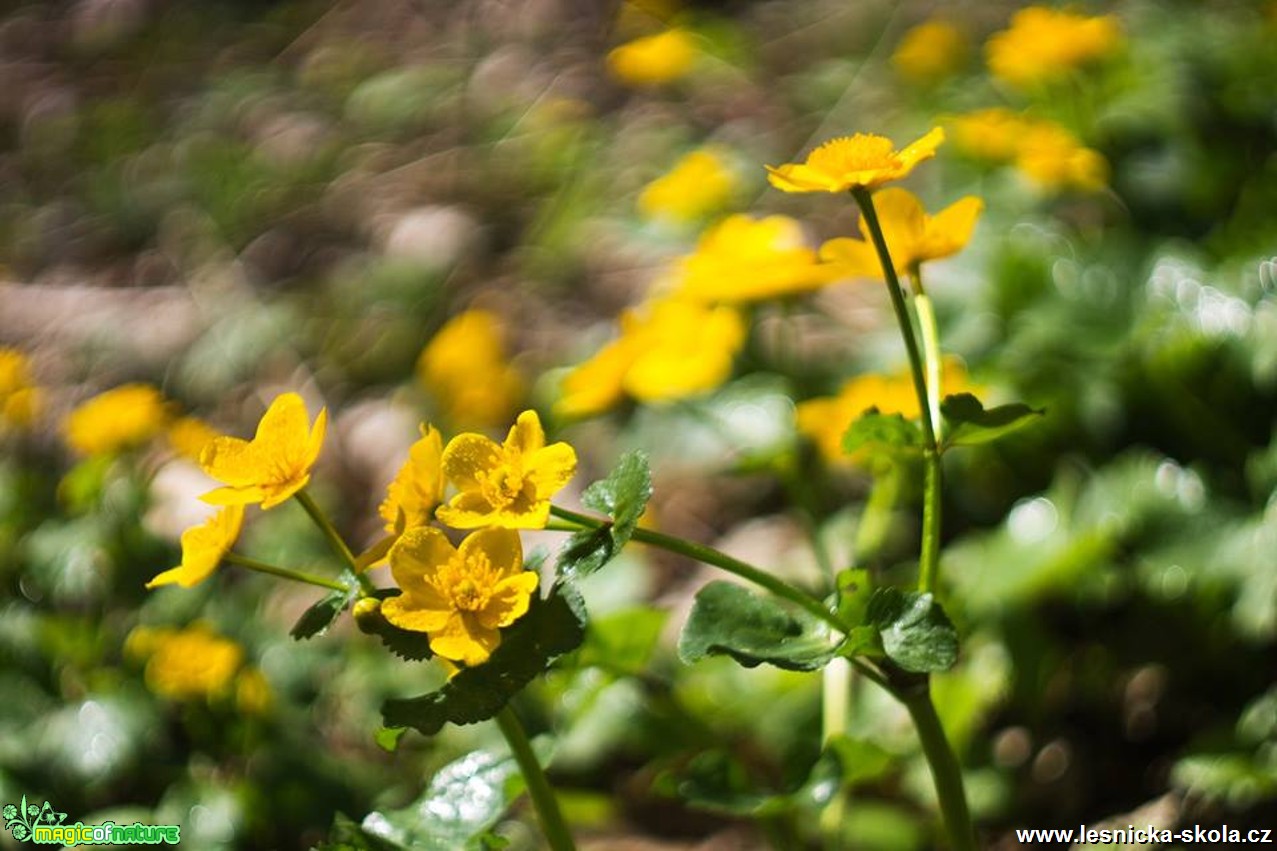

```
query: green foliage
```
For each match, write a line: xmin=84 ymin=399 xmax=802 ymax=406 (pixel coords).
xmin=381 ymin=588 xmax=586 ymax=736
xmin=557 ymin=451 xmax=652 ymax=580
xmin=939 ymin=394 xmax=1044 ymax=450
xmin=678 ymin=581 xmax=840 ymax=671
xmin=842 ymin=412 xmax=923 ymax=458
xmin=575 ymin=606 xmax=668 ymax=676
xmin=290 ymin=577 xmax=360 ymax=640
xmin=866 ymin=590 xmax=958 ymax=674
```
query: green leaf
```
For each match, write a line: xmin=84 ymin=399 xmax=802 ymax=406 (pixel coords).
xmin=575 ymin=606 xmax=669 ymax=676
xmin=291 ymin=576 xmax=359 ymax=640
xmin=381 ymin=587 xmax=587 ymax=736
xmin=310 ymin=813 xmax=404 ymax=851
xmin=557 ymin=451 xmax=652 ymax=580
xmin=360 ymin=749 xmax=524 ymax=851
xmin=374 ymin=726 xmax=407 ymax=753
xmin=842 ymin=411 xmax=923 ymax=458
xmin=866 ymin=589 xmax=958 ymax=673
xmin=678 ymin=581 xmax=839 ymax=672
xmin=940 ymin=393 xmax=1044 ymax=449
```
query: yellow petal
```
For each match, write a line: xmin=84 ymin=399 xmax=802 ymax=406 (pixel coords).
xmin=505 ymin=410 xmax=546 ymax=456
xmin=528 ymin=442 xmax=577 ymax=498
xmin=147 ymin=505 xmax=244 ymax=589
xmin=199 ymin=483 xmax=268 ymax=506
xmin=897 ymin=127 xmax=945 ymax=171
xmin=765 ymin=163 xmax=841 ymax=193
xmin=428 ymin=612 xmax=500 ymax=666
xmin=388 ymin=526 xmax=458 ymax=600
xmin=435 ymin=494 xmax=500 ymax=529
xmin=818 ymin=237 xmax=880 ymax=278
xmin=477 ymin=571 xmax=539 ymax=630
xmin=441 ymin=433 xmax=503 ymax=492
xmin=382 ymin=594 xmax=455 ymax=633
xmin=461 ymin=527 xmax=523 ymax=577
xmin=199 ymin=436 xmax=263 ymax=487
xmin=921 ymin=195 xmax=983 ymax=260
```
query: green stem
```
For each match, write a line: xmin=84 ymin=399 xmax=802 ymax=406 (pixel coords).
xmin=295 ymin=489 xmax=376 ymax=594
xmin=852 ymin=190 xmax=944 ymax=596
xmin=550 ymin=504 xmax=842 ymax=632
xmin=223 ymin=552 xmax=348 ymax=592
xmin=494 ymin=705 xmax=577 ymax=851
xmin=899 ymin=683 xmax=978 ymax=851
xmin=819 ymin=657 xmax=852 ymax=849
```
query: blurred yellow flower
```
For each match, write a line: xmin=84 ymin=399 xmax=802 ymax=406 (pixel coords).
xmin=638 ymin=148 xmax=739 ymax=223
xmin=767 ymin=127 xmax=945 ymax=194
xmin=383 ymin=526 xmax=538 ymax=666
xmin=126 ymin=623 xmax=244 ymax=702
xmin=418 ymin=309 xmax=524 ymax=430
xmin=949 ymin=107 xmax=1029 ymax=163
xmin=892 ymin=19 xmax=968 ymax=84
xmin=199 ymin=392 xmax=327 ymax=510
xmin=166 ymin=416 xmax=220 ymax=463
xmin=670 ymin=214 xmax=837 ymax=303
xmin=437 ymin=410 xmax=576 ymax=529
xmin=62 ymin=383 xmax=169 ymax=456
xmin=819 ymin=188 xmax=983 ymax=279
xmin=379 ymin=425 xmax=444 ymax=536
xmin=797 ymin=359 xmax=973 ymax=463
xmin=235 ymin=667 xmax=273 ymax=715
xmin=986 ymin=7 xmax=1122 ymax=89
xmin=607 ymin=28 xmax=697 ymax=87
xmin=1015 ymin=123 xmax=1108 ymax=193
xmin=146 ymin=504 xmax=245 ymax=589
xmin=0 ymin=347 xmax=41 ymax=429
xmin=556 ymin=299 xmax=745 ymax=417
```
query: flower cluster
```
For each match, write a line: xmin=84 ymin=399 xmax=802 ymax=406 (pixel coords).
xmin=891 ymin=19 xmax=968 ymax=85
xmin=126 ymin=623 xmax=269 ymax=711
xmin=950 ymin=108 xmax=1108 ymax=193
xmin=986 ymin=6 xmax=1122 ymax=90
xmin=380 ymin=410 xmax=576 ymax=665
xmin=638 ymin=148 xmax=739 ymax=224
xmin=606 ymin=28 xmax=698 ymax=87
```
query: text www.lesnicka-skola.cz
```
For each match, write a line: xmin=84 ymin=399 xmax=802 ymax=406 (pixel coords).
xmin=1014 ymin=825 xmax=1273 ymax=845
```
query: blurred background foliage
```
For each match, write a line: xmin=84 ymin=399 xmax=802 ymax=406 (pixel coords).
xmin=1 ymin=0 xmax=1275 ymax=848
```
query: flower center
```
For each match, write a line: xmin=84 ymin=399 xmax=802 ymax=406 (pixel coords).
xmin=477 ymin=458 xmax=534 ymax=510
xmin=812 ymin=134 xmax=899 ymax=173
xmin=440 ymin=552 xmax=498 ymax=613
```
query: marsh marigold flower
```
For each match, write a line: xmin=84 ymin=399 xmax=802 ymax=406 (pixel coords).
xmin=0 ymin=347 xmax=41 ymax=429
xmin=126 ymin=624 xmax=244 ymax=702
xmin=819 ymin=188 xmax=983 ymax=279
xmin=607 ymin=28 xmax=697 ymax=87
xmin=418 ymin=309 xmax=524 ymax=430
xmin=384 ymin=526 xmax=538 ymax=666
xmin=767 ymin=128 xmax=945 ymax=194
xmin=892 ymin=19 xmax=968 ymax=84
xmin=380 ymin=425 xmax=445 ymax=536
xmin=437 ymin=410 xmax=576 ymax=529
xmin=199 ymin=392 xmax=327 ymax=510
xmin=166 ymin=416 xmax=220 ymax=463
xmin=797 ymin=359 xmax=973 ymax=463
xmin=638 ymin=148 xmax=739 ymax=224
xmin=146 ymin=504 xmax=244 ymax=589
xmin=62 ymin=383 xmax=169 ymax=456
xmin=670 ymin=214 xmax=838 ymax=303
xmin=556 ymin=300 xmax=745 ymax=417
xmin=986 ymin=7 xmax=1122 ymax=89
xmin=949 ymin=107 xmax=1030 ymax=164
xmin=1015 ymin=123 xmax=1108 ymax=193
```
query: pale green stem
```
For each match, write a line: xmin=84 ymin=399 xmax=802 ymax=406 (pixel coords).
xmin=494 ymin=705 xmax=577 ymax=851
xmin=850 ymin=190 xmax=943 ymax=597
xmin=819 ymin=657 xmax=852 ymax=849
xmin=911 ymin=285 xmax=943 ymax=444
xmin=900 ymin=683 xmax=978 ymax=851
xmin=295 ymin=489 xmax=376 ymax=594
xmin=223 ymin=552 xmax=348 ymax=592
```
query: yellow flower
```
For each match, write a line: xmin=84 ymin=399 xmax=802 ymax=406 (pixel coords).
xmin=146 ymin=505 xmax=244 ymax=589
xmin=166 ymin=416 xmax=221 ymax=463
xmin=638 ymin=148 xmax=739 ymax=223
xmin=986 ymin=7 xmax=1122 ymax=89
xmin=556 ymin=300 xmax=745 ymax=417
xmin=892 ymin=19 xmax=968 ymax=84
xmin=1014 ymin=123 xmax=1108 ymax=193
xmin=607 ymin=28 xmax=697 ymax=87
xmin=199 ymin=392 xmax=327 ymax=510
xmin=0 ymin=347 xmax=41 ymax=429
xmin=949 ymin=107 xmax=1030 ymax=163
xmin=437 ymin=410 xmax=576 ymax=529
xmin=797 ymin=359 xmax=973 ymax=463
xmin=126 ymin=623 xmax=244 ymax=702
xmin=418 ymin=309 xmax=524 ymax=430
xmin=62 ymin=383 xmax=169 ymax=456
xmin=818 ymin=188 xmax=983 ymax=279
xmin=766 ymin=127 xmax=945 ymax=194
xmin=383 ymin=526 xmax=538 ymax=666
xmin=669 ymin=214 xmax=838 ymax=303
xmin=379 ymin=425 xmax=444 ymax=535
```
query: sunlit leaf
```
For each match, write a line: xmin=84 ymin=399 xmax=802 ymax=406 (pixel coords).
xmin=866 ymin=589 xmax=958 ymax=673
xmin=557 ymin=451 xmax=652 ymax=580
xmin=678 ymin=581 xmax=839 ymax=671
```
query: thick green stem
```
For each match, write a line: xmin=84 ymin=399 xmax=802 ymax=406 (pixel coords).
xmin=900 ymin=683 xmax=978 ymax=851
xmin=223 ymin=552 xmax=349 ymax=592
xmin=852 ymin=190 xmax=944 ymax=596
xmin=494 ymin=705 xmax=577 ymax=851
xmin=295 ymin=489 xmax=376 ymax=594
